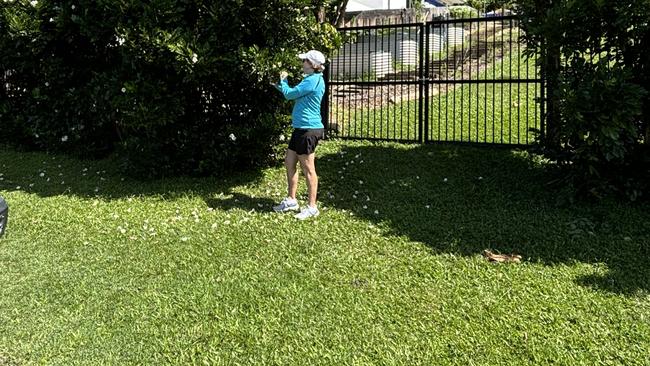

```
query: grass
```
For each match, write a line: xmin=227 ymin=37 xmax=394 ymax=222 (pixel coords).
xmin=1 ymin=140 xmax=649 ymax=365
xmin=332 ymin=46 xmax=541 ymax=144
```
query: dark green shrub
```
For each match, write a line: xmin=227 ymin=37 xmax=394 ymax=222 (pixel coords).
xmin=0 ymin=0 xmax=340 ymax=177
xmin=518 ymin=0 xmax=650 ymax=201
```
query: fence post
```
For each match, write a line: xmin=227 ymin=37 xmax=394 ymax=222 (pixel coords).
xmin=418 ymin=23 xmax=425 ymax=144
xmin=543 ymin=43 xmax=561 ymax=148
xmin=321 ymin=62 xmax=330 ymax=137
xmin=423 ymin=21 xmax=430 ymax=143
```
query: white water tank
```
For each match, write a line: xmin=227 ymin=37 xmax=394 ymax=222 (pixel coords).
xmin=398 ymin=40 xmax=418 ymax=66
xmin=428 ymin=31 xmax=445 ymax=54
xmin=370 ymin=51 xmax=393 ymax=78
xmin=447 ymin=26 xmax=465 ymax=46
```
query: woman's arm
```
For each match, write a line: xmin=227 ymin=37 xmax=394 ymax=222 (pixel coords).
xmin=276 ymin=77 xmax=317 ymax=101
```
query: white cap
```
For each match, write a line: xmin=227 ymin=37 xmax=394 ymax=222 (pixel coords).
xmin=298 ymin=50 xmax=326 ymax=66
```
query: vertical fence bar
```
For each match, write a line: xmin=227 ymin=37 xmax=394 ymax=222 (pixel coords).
xmin=424 ymin=22 xmax=430 ymax=143
xmin=445 ymin=19 xmax=453 ymax=141
xmin=393 ymin=23 xmax=402 ymax=140
xmin=539 ymin=40 xmax=546 ymax=143
xmin=322 ymin=63 xmax=330 ymax=133
xmin=516 ymin=19 xmax=521 ymax=144
xmin=392 ymin=24 xmax=398 ymax=140
xmin=437 ymin=23 xmax=442 ymax=142
xmin=483 ymin=18 xmax=486 ymax=143
xmin=460 ymin=18 xmax=464 ymax=142
xmin=347 ymin=30 xmax=353 ymax=138
xmin=500 ymin=16 xmax=504 ymax=144
xmin=508 ymin=17 xmax=513 ymax=144
xmin=418 ymin=23 xmax=425 ymax=144
xmin=468 ymin=16 xmax=473 ymax=143
xmin=492 ymin=16 xmax=497 ymax=143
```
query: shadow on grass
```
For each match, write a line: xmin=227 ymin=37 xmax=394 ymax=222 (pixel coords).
xmin=0 ymin=148 xmax=270 ymax=203
xmin=1 ymin=143 xmax=648 ymax=296
xmin=313 ymin=143 xmax=649 ymax=296
xmin=204 ymin=192 xmax=277 ymax=212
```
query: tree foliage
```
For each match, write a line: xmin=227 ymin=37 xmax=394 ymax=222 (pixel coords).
xmin=0 ymin=0 xmax=341 ymax=177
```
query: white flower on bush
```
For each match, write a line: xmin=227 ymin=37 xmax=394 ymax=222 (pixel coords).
xmin=71 ymin=4 xmax=75 ymax=9
xmin=116 ymin=36 xmax=125 ymax=45
xmin=30 ymin=0 xmax=37 ymax=6
xmin=44 ymin=82 xmax=49 ymax=87
xmin=191 ymin=53 xmax=198 ymax=64
xmin=229 ymin=133 xmax=236 ymax=141
xmin=121 ymin=87 xmax=126 ymax=93
xmin=61 ymin=135 xmax=68 ymax=142
xmin=279 ymin=135 xmax=286 ymax=141
xmin=49 ymin=17 xmax=54 ymax=22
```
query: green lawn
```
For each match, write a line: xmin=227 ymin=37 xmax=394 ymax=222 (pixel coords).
xmin=1 ymin=140 xmax=649 ymax=365
xmin=333 ymin=47 xmax=541 ymax=144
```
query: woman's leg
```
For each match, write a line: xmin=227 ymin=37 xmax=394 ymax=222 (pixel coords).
xmin=298 ymin=153 xmax=318 ymax=208
xmin=285 ymin=149 xmax=299 ymax=200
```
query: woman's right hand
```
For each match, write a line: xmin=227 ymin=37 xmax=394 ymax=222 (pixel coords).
xmin=280 ymin=71 xmax=289 ymax=81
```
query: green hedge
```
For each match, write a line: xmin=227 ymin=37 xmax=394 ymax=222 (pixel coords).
xmin=518 ymin=0 xmax=650 ymax=201
xmin=0 ymin=0 xmax=340 ymax=177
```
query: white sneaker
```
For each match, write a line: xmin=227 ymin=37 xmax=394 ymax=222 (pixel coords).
xmin=273 ymin=197 xmax=300 ymax=213
xmin=295 ymin=206 xmax=320 ymax=220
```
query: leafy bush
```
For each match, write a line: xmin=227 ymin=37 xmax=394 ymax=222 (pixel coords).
xmin=465 ymin=0 xmax=513 ymax=13
xmin=448 ymin=6 xmax=479 ymax=19
xmin=518 ymin=0 xmax=650 ymax=201
xmin=0 ymin=0 xmax=340 ymax=177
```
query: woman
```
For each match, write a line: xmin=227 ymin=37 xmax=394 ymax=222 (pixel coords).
xmin=273 ymin=50 xmax=327 ymax=220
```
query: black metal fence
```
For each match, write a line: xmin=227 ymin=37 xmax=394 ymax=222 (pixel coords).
xmin=324 ymin=15 xmax=545 ymax=146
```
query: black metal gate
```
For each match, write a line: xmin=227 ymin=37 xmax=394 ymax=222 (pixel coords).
xmin=324 ymin=15 xmax=545 ymax=146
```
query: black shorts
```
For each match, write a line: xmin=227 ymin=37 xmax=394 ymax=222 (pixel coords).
xmin=288 ymin=128 xmax=325 ymax=155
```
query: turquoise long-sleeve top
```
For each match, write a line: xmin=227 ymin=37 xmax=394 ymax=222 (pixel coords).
xmin=276 ymin=73 xmax=325 ymax=129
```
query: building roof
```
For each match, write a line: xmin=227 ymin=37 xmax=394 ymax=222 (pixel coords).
xmin=424 ymin=0 xmax=466 ymax=6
